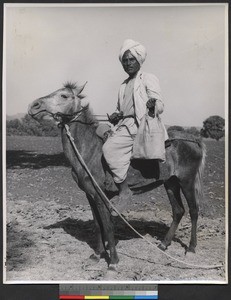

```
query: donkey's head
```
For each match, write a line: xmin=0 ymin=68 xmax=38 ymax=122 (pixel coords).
xmin=28 ymin=82 xmax=87 ymax=121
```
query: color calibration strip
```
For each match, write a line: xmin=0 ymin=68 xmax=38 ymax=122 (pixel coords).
xmin=60 ymin=284 xmax=158 ymax=300
xmin=60 ymin=295 xmax=158 ymax=299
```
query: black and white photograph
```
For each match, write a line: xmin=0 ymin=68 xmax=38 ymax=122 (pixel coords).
xmin=3 ymin=3 xmax=228 ymax=283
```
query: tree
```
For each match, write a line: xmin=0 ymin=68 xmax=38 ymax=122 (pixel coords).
xmin=167 ymin=125 xmax=185 ymax=133
xmin=201 ymin=115 xmax=225 ymax=141
xmin=185 ymin=126 xmax=200 ymax=137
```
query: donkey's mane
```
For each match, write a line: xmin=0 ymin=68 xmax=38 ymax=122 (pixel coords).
xmin=82 ymin=105 xmax=99 ymax=127
xmin=63 ymin=81 xmax=78 ymax=90
xmin=62 ymin=81 xmax=98 ymax=128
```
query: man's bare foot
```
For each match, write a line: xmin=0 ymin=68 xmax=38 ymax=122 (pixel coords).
xmin=111 ymin=180 xmax=133 ymax=216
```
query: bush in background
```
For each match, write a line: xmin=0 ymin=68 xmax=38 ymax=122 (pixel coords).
xmin=6 ymin=114 xmax=59 ymax=137
xmin=167 ymin=125 xmax=185 ymax=132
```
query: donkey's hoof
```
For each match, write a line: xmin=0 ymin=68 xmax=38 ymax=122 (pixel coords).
xmin=89 ymin=253 xmax=101 ymax=262
xmin=82 ymin=254 xmax=102 ymax=271
xmin=108 ymin=264 xmax=118 ymax=271
xmin=158 ymin=243 xmax=167 ymax=251
xmin=186 ymin=246 xmax=196 ymax=255
xmin=103 ymin=265 xmax=118 ymax=280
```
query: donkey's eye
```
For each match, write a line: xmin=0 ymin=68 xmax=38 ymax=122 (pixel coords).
xmin=61 ymin=94 xmax=68 ymax=99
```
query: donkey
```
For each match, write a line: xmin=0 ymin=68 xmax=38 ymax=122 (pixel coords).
xmin=28 ymin=82 xmax=206 ymax=267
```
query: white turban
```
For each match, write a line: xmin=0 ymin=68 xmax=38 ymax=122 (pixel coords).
xmin=119 ymin=39 xmax=147 ymax=66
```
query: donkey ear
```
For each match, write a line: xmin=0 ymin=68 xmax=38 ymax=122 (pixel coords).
xmin=81 ymin=98 xmax=89 ymax=107
xmin=76 ymin=81 xmax=88 ymax=96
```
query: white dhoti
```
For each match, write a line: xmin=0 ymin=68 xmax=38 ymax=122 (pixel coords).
xmin=103 ymin=75 xmax=138 ymax=184
xmin=102 ymin=125 xmax=136 ymax=183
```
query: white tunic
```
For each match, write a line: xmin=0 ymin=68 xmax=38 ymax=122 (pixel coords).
xmin=102 ymin=70 xmax=166 ymax=183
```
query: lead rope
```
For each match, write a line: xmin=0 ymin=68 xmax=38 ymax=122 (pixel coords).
xmin=64 ymin=124 xmax=223 ymax=270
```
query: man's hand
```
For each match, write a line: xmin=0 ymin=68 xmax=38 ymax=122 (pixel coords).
xmin=146 ymin=98 xmax=157 ymax=109
xmin=108 ymin=111 xmax=123 ymax=125
xmin=146 ymin=98 xmax=157 ymax=117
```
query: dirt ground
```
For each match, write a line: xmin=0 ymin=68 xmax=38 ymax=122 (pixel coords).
xmin=5 ymin=136 xmax=226 ymax=283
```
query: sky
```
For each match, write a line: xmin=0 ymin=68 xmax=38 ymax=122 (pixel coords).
xmin=4 ymin=4 xmax=228 ymax=127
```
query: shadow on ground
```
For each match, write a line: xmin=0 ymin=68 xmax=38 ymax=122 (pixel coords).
xmin=6 ymin=222 xmax=35 ymax=271
xmin=6 ymin=150 xmax=70 ymax=169
xmin=44 ymin=217 xmax=188 ymax=253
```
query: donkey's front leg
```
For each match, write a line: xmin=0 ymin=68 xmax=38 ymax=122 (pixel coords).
xmin=96 ymin=199 xmax=119 ymax=265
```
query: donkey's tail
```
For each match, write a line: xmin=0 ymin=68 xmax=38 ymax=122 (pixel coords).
xmin=195 ymin=141 xmax=206 ymax=202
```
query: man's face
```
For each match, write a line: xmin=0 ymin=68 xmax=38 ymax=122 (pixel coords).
xmin=122 ymin=50 xmax=140 ymax=76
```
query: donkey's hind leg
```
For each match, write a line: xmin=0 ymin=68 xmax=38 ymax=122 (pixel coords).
xmin=180 ymin=179 xmax=199 ymax=253
xmin=159 ymin=176 xmax=185 ymax=251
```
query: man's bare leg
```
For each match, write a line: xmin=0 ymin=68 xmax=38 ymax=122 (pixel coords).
xmin=111 ymin=178 xmax=133 ymax=216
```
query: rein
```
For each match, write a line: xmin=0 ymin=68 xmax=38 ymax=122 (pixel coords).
xmin=63 ymin=123 xmax=222 ymax=270
xmin=53 ymin=106 xmax=96 ymax=127
xmin=30 ymin=106 xmax=91 ymax=127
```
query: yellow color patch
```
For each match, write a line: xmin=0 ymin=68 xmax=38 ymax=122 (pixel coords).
xmin=85 ymin=296 xmax=109 ymax=300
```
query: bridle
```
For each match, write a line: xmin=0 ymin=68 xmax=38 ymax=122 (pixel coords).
xmin=52 ymin=106 xmax=93 ymax=127
xmin=30 ymin=105 xmax=95 ymax=127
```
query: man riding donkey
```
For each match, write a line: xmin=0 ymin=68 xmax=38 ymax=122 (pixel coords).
xmin=102 ymin=39 xmax=168 ymax=216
